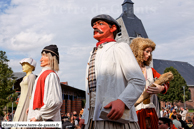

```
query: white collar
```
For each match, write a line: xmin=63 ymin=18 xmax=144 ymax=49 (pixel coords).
xmin=41 ymin=66 xmax=52 ymax=72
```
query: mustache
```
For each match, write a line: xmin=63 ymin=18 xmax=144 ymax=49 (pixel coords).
xmin=94 ymin=28 xmax=103 ymax=34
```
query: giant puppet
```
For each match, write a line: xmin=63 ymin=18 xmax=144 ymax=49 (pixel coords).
xmin=27 ymin=45 xmax=62 ymax=121
xmin=130 ymin=37 xmax=170 ymax=129
xmin=80 ymin=14 xmax=145 ymax=129
xmin=13 ymin=58 xmax=36 ymax=122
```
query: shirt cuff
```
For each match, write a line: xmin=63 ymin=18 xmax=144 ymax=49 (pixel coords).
xmin=161 ymin=84 xmax=168 ymax=94
xmin=35 ymin=112 xmax=42 ymax=121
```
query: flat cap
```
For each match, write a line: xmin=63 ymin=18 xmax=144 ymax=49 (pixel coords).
xmin=91 ymin=14 xmax=121 ymax=33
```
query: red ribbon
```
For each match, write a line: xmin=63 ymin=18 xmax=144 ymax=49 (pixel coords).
xmin=96 ymin=38 xmax=116 ymax=47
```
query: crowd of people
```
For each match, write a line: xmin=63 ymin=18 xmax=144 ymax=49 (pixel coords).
xmin=1 ymin=110 xmax=15 ymax=122
xmin=61 ymin=110 xmax=83 ymax=129
xmin=159 ymin=104 xmax=194 ymax=129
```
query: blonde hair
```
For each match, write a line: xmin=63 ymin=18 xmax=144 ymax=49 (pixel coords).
xmin=42 ymin=52 xmax=59 ymax=72
xmin=26 ymin=63 xmax=35 ymax=71
xmin=130 ymin=37 xmax=156 ymax=66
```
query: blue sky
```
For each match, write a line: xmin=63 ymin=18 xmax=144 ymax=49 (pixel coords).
xmin=0 ymin=0 xmax=11 ymax=13
xmin=0 ymin=0 xmax=194 ymax=90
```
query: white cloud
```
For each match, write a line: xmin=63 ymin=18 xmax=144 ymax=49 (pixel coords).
xmin=154 ymin=35 xmax=194 ymax=65
xmin=10 ymin=32 xmax=54 ymax=51
xmin=1 ymin=0 xmax=194 ymax=90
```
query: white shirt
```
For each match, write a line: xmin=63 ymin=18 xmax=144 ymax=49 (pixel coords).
xmin=27 ymin=67 xmax=62 ymax=121
xmin=173 ymin=119 xmax=182 ymax=128
xmin=160 ymin=110 xmax=166 ymax=117
xmin=82 ymin=42 xmax=145 ymax=124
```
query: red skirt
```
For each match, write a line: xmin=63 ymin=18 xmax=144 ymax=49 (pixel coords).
xmin=136 ymin=108 xmax=158 ymax=129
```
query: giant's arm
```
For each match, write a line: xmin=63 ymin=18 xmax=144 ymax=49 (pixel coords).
xmin=151 ymin=68 xmax=170 ymax=94
xmin=115 ymin=43 xmax=146 ymax=109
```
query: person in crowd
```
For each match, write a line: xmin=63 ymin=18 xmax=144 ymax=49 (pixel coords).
xmin=158 ymin=117 xmax=171 ymax=129
xmin=79 ymin=108 xmax=84 ymax=119
xmin=168 ymin=103 xmax=171 ymax=109
xmin=169 ymin=119 xmax=177 ymax=129
xmin=130 ymin=37 xmax=169 ymax=129
xmin=73 ymin=111 xmax=79 ymax=127
xmin=170 ymin=105 xmax=174 ymax=112
xmin=79 ymin=14 xmax=145 ymax=129
xmin=4 ymin=111 xmax=11 ymax=121
xmin=180 ymin=107 xmax=188 ymax=121
xmin=62 ymin=116 xmax=74 ymax=129
xmin=177 ymin=114 xmax=186 ymax=128
xmin=66 ymin=113 xmax=70 ymax=120
xmin=192 ymin=116 xmax=194 ymax=125
xmin=161 ymin=107 xmax=166 ymax=117
xmin=70 ymin=115 xmax=74 ymax=124
xmin=166 ymin=109 xmax=170 ymax=118
xmin=170 ymin=109 xmax=177 ymax=119
xmin=171 ymin=115 xmax=181 ymax=128
xmin=184 ymin=117 xmax=194 ymax=129
xmin=174 ymin=105 xmax=178 ymax=111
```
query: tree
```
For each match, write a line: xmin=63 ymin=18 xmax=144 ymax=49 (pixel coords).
xmin=0 ymin=51 xmax=16 ymax=115
xmin=158 ymin=66 xmax=190 ymax=104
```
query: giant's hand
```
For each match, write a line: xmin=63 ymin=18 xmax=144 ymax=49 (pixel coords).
xmin=26 ymin=108 xmax=29 ymax=115
xmin=147 ymin=83 xmax=164 ymax=94
xmin=104 ymin=99 xmax=125 ymax=120
xmin=30 ymin=117 xmax=37 ymax=122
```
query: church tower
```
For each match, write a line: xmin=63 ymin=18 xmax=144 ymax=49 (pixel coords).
xmin=116 ymin=0 xmax=148 ymax=44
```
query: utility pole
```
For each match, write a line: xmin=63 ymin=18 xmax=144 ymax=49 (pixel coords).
xmin=183 ymin=86 xmax=186 ymax=109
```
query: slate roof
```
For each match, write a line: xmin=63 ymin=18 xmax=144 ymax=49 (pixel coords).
xmin=153 ymin=59 xmax=194 ymax=86
xmin=117 ymin=0 xmax=148 ymax=38
xmin=61 ymin=82 xmax=85 ymax=97
xmin=119 ymin=15 xmax=148 ymax=38
xmin=13 ymin=72 xmax=26 ymax=80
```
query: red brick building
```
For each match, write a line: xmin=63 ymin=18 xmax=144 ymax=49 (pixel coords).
xmin=13 ymin=73 xmax=85 ymax=115
xmin=60 ymin=82 xmax=85 ymax=115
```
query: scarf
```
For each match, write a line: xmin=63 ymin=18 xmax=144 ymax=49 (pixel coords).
xmin=96 ymin=38 xmax=115 ymax=47
xmin=33 ymin=70 xmax=57 ymax=110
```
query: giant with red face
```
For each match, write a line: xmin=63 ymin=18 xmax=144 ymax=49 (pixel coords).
xmin=79 ymin=14 xmax=146 ymax=129
xmin=91 ymin=14 xmax=121 ymax=41
xmin=92 ymin=20 xmax=116 ymax=41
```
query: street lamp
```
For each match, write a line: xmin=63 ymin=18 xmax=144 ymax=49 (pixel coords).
xmin=182 ymin=86 xmax=186 ymax=109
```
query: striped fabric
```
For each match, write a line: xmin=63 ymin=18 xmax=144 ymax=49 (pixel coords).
xmin=88 ymin=47 xmax=97 ymax=92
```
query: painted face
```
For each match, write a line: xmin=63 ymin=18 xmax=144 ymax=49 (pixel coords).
xmin=40 ymin=53 xmax=50 ymax=67
xmin=158 ymin=120 xmax=168 ymax=129
xmin=92 ymin=20 xmax=116 ymax=41
xmin=21 ymin=63 xmax=33 ymax=73
xmin=143 ymin=47 xmax=153 ymax=61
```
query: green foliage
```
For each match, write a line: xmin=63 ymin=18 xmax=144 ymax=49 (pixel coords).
xmin=0 ymin=51 xmax=16 ymax=115
xmin=6 ymin=101 xmax=17 ymax=111
xmin=82 ymin=99 xmax=86 ymax=108
xmin=7 ymin=92 xmax=18 ymax=102
xmin=158 ymin=66 xmax=190 ymax=104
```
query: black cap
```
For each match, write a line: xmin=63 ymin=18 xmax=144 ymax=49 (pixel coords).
xmin=91 ymin=14 xmax=121 ymax=33
xmin=41 ymin=44 xmax=59 ymax=63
